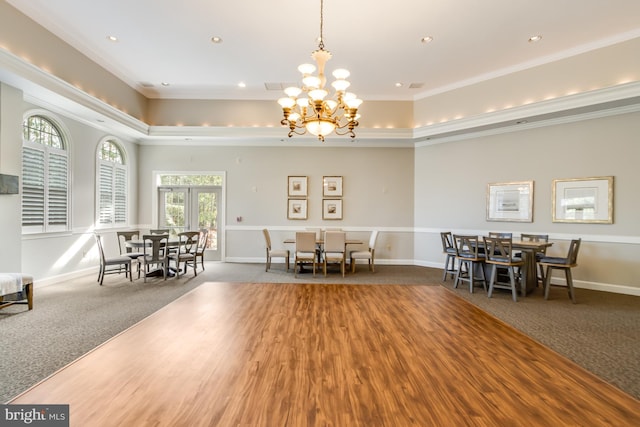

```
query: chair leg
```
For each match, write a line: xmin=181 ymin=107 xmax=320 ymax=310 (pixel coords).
xmin=454 ymin=260 xmax=464 ymax=289
xmin=487 ymin=264 xmax=497 ymax=298
xmin=565 ymin=268 xmax=576 ymax=304
xmin=508 ymin=267 xmax=518 ymax=302
xmin=543 ymin=266 xmax=553 ymax=300
xmin=265 ymin=254 xmax=270 ymax=272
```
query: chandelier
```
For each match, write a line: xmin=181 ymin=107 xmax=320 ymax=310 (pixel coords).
xmin=278 ymin=0 xmax=362 ymax=142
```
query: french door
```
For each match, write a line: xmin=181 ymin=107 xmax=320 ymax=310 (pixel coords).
xmin=158 ymin=186 xmax=221 ymax=261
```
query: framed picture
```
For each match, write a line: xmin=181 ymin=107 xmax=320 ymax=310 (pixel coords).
xmin=322 ymin=199 xmax=343 ymax=220
xmin=486 ymin=181 xmax=533 ymax=222
xmin=288 ymin=176 xmax=308 ymax=197
xmin=552 ymin=176 xmax=613 ymax=223
xmin=287 ymin=198 xmax=308 ymax=220
xmin=323 ymin=176 xmax=343 ymax=197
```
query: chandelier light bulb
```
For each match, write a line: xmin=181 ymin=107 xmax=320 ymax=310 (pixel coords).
xmin=297 ymin=98 xmax=309 ymax=108
xmin=288 ymin=112 xmax=301 ymax=122
xmin=284 ymin=86 xmax=302 ymax=97
xmin=308 ymin=89 xmax=328 ymax=101
xmin=345 ymin=98 xmax=363 ymax=109
xmin=277 ymin=97 xmax=296 ymax=108
xmin=331 ymin=79 xmax=350 ymax=92
xmin=303 ymin=75 xmax=321 ymax=89
xmin=332 ymin=68 xmax=350 ymax=80
xmin=325 ymin=100 xmax=337 ymax=111
xmin=298 ymin=63 xmax=316 ymax=75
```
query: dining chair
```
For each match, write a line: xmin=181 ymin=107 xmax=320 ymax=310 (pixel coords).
xmin=519 ymin=233 xmax=549 ymax=285
xmin=168 ymin=231 xmax=199 ymax=279
xmin=150 ymin=229 xmax=170 ymax=234
xmin=323 ymin=231 xmax=346 ymax=277
xmin=262 ymin=228 xmax=289 ymax=271
xmin=191 ymin=228 xmax=209 ymax=271
xmin=116 ymin=231 xmax=144 ymax=275
xmin=453 ymin=234 xmax=487 ymax=293
xmin=484 ymin=236 xmax=524 ymax=302
xmin=305 ymin=227 xmax=323 ymax=263
xmin=350 ymin=230 xmax=379 ymax=273
xmin=137 ymin=234 xmax=169 ymax=282
xmin=440 ymin=231 xmax=457 ymax=281
xmin=94 ymin=233 xmax=133 ymax=286
xmin=539 ymin=238 xmax=581 ymax=303
xmin=295 ymin=231 xmax=317 ymax=277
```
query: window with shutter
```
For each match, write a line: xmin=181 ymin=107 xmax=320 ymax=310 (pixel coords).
xmin=21 ymin=115 xmax=69 ymax=234
xmin=97 ymin=140 xmax=127 ymax=228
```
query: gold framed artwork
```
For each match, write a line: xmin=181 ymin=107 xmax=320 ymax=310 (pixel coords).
xmin=322 ymin=199 xmax=343 ymax=220
xmin=288 ymin=176 xmax=308 ymax=197
xmin=552 ymin=176 xmax=613 ymax=223
xmin=287 ymin=198 xmax=308 ymax=220
xmin=486 ymin=181 xmax=534 ymax=222
xmin=323 ymin=176 xmax=343 ymax=197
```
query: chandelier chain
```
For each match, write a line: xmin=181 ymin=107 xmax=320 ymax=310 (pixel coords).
xmin=319 ymin=0 xmax=325 ymax=50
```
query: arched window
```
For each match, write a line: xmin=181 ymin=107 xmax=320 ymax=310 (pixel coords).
xmin=22 ymin=115 xmax=69 ymax=234
xmin=97 ymin=139 xmax=127 ymax=227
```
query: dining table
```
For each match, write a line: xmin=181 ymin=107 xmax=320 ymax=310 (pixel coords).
xmin=283 ymin=237 xmax=364 ymax=272
xmin=479 ymin=238 xmax=553 ymax=297
xmin=125 ymin=238 xmax=183 ymax=277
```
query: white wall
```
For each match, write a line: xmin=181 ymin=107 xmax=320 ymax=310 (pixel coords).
xmin=16 ymin=102 xmax=140 ymax=281
xmin=0 ymin=83 xmax=23 ymax=270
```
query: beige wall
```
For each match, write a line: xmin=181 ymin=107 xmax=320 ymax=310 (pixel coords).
xmin=0 ymin=1 xmax=147 ymax=122
xmin=413 ymin=38 xmax=640 ymax=128
xmin=414 ymin=111 xmax=640 ymax=292
xmin=137 ymin=145 xmax=415 ymax=262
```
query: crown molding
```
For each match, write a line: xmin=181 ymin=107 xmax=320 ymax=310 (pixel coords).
xmin=3 ymin=47 xmax=639 ymax=147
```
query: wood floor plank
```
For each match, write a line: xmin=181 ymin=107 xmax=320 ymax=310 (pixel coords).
xmin=11 ymin=283 xmax=640 ymax=426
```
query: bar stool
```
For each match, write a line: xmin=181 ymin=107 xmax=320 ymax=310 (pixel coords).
xmin=440 ymin=231 xmax=457 ymax=281
xmin=453 ymin=234 xmax=487 ymax=293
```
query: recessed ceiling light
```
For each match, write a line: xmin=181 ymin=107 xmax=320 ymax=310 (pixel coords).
xmin=528 ymin=35 xmax=542 ymax=43
xmin=211 ymin=36 xmax=223 ymax=44
xmin=161 ymin=82 xmax=170 ymax=86
xmin=395 ymin=82 xmax=403 ymax=88
xmin=106 ymin=35 xmax=118 ymax=42
xmin=238 ymin=82 xmax=246 ymax=88
xmin=421 ymin=36 xmax=433 ymax=44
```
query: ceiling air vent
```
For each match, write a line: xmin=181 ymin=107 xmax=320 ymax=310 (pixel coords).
xmin=139 ymin=82 xmax=155 ymax=88
xmin=409 ymin=83 xmax=425 ymax=89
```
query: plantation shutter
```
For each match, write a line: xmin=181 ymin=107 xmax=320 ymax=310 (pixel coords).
xmin=114 ymin=165 xmax=127 ymax=225
xmin=98 ymin=161 xmax=127 ymax=226
xmin=21 ymin=146 xmax=46 ymax=230
xmin=98 ymin=163 xmax=114 ymax=225
xmin=48 ymin=151 xmax=68 ymax=227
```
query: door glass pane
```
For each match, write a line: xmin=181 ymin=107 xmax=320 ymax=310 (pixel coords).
xmin=161 ymin=190 xmax=186 ymax=235
xmin=197 ymin=191 xmax=217 ymax=250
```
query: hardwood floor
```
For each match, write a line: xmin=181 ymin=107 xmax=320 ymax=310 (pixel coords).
xmin=11 ymin=283 xmax=640 ymax=426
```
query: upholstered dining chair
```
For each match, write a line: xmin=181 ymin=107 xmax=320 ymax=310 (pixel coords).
xmin=453 ymin=234 xmax=487 ymax=293
xmin=262 ymin=229 xmax=289 ymax=271
xmin=539 ymin=238 xmax=581 ymax=303
xmin=137 ymin=234 xmax=169 ymax=282
xmin=295 ymin=231 xmax=317 ymax=277
xmin=440 ymin=231 xmax=457 ymax=281
xmin=95 ymin=233 xmax=133 ymax=286
xmin=323 ymin=231 xmax=346 ymax=277
xmin=168 ymin=231 xmax=200 ymax=279
xmin=350 ymin=230 xmax=379 ymax=273
xmin=484 ymin=236 xmax=524 ymax=302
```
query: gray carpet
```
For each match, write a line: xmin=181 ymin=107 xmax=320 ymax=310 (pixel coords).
xmin=1 ymin=262 xmax=638 ymax=404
